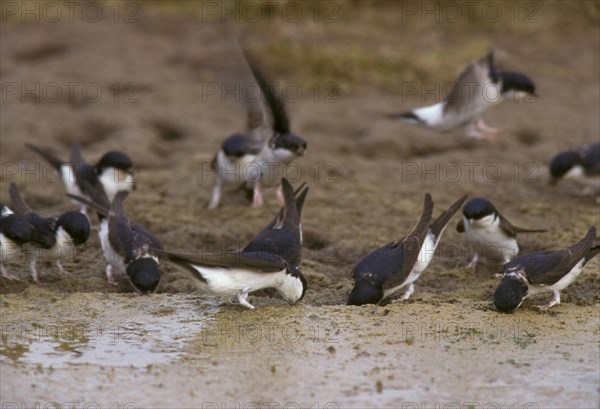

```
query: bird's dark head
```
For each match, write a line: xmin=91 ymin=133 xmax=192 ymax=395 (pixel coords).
xmin=272 ymin=133 xmax=307 ymax=157
xmin=347 ymin=280 xmax=383 ymax=306
xmin=127 ymin=258 xmax=161 ymax=294
xmin=549 ymin=150 xmax=581 ymax=182
xmin=462 ymin=197 xmax=496 ymax=221
xmin=500 ymin=72 xmax=537 ymax=97
xmin=1 ymin=214 xmax=32 ymax=245
xmin=493 ymin=273 xmax=528 ymax=314
xmin=56 ymin=211 xmax=90 ymax=245
xmin=281 ymin=264 xmax=307 ymax=304
xmin=97 ymin=151 xmax=134 ymax=173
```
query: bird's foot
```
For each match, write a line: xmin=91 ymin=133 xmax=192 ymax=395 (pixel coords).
xmin=476 ymin=119 xmax=504 ymax=134
xmin=537 ymin=291 xmax=560 ymax=311
xmin=30 ymin=259 xmax=41 ymax=284
xmin=57 ymin=261 xmax=69 ymax=276
xmin=466 ymin=256 xmax=479 ymax=271
xmin=106 ymin=265 xmax=118 ymax=286
xmin=252 ymin=185 xmax=264 ymax=208
xmin=1 ymin=265 xmax=20 ymax=281
xmin=400 ymin=284 xmax=415 ymax=300
xmin=207 ymin=184 xmax=222 ymax=210
xmin=467 ymin=130 xmax=498 ymax=142
xmin=237 ymin=288 xmax=255 ymax=309
xmin=275 ymin=184 xmax=285 ymax=206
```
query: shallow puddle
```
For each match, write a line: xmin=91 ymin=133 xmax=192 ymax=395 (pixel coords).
xmin=0 ymin=290 xmax=219 ymax=368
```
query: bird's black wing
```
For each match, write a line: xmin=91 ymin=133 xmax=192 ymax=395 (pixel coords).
xmin=8 ymin=183 xmax=33 ymax=218
xmin=429 ymin=195 xmax=467 ymax=239
xmin=510 ymin=227 xmax=596 ymax=286
xmin=581 ymin=143 xmax=600 ymax=176
xmin=158 ymin=248 xmax=287 ymax=274
xmin=221 ymin=134 xmax=263 ymax=158
xmin=498 ymin=213 xmax=546 ymax=238
xmin=0 ymin=213 xmax=31 ymax=244
xmin=243 ymin=178 xmax=308 ymax=266
xmin=66 ymin=194 xmax=109 ymax=218
xmin=107 ymin=192 xmax=132 ymax=261
xmin=26 ymin=144 xmax=64 ymax=173
xmin=71 ymin=143 xmax=110 ymax=209
xmin=444 ymin=51 xmax=495 ymax=115
xmin=381 ymin=193 xmax=434 ymax=290
xmin=9 ymin=183 xmax=56 ymax=248
xmin=351 ymin=240 xmax=406 ymax=287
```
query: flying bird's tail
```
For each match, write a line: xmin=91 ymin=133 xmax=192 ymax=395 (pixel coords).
xmin=244 ymin=51 xmax=290 ymax=135
xmin=26 ymin=143 xmax=64 ymax=172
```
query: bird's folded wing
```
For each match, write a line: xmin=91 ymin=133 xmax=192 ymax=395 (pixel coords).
xmin=8 ymin=183 xmax=33 ymax=218
xmin=158 ymin=249 xmax=287 ymax=273
xmin=429 ymin=195 xmax=467 ymax=238
xmin=66 ymin=194 xmax=109 ymax=217
xmin=26 ymin=144 xmax=64 ymax=172
xmin=523 ymin=227 xmax=595 ymax=285
xmin=499 ymin=214 xmax=546 ymax=237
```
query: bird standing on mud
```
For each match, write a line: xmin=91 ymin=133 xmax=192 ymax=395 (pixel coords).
xmin=68 ymin=190 xmax=164 ymax=294
xmin=456 ymin=197 xmax=546 ymax=269
xmin=208 ymin=52 xmax=307 ymax=209
xmin=494 ymin=226 xmax=600 ymax=313
xmin=164 ymin=178 xmax=308 ymax=309
xmin=27 ymin=143 xmax=136 ymax=214
xmin=396 ymin=50 xmax=537 ymax=140
xmin=348 ymin=194 xmax=466 ymax=306
xmin=8 ymin=183 xmax=90 ymax=283
xmin=0 ymin=203 xmax=32 ymax=280
xmin=549 ymin=143 xmax=600 ymax=200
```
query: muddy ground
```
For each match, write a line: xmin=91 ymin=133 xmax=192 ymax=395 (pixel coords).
xmin=1 ymin=2 xmax=599 ymax=408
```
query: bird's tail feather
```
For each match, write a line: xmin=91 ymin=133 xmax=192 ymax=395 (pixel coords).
xmin=585 ymin=241 xmax=600 ymax=264
xmin=429 ymin=195 xmax=468 ymax=238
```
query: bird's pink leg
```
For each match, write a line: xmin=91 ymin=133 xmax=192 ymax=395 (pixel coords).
xmin=1 ymin=264 xmax=20 ymax=281
xmin=208 ymin=182 xmax=222 ymax=210
xmin=275 ymin=184 xmax=285 ymax=205
xmin=252 ymin=181 xmax=264 ymax=208
xmin=538 ymin=290 xmax=560 ymax=310
xmin=476 ymin=118 xmax=503 ymax=134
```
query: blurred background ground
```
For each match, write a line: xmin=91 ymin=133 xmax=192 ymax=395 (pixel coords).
xmin=1 ymin=1 xmax=599 ymax=408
